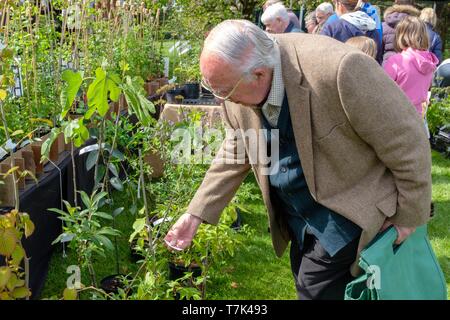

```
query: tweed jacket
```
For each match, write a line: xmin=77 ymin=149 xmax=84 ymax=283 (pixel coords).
xmin=186 ymin=33 xmax=432 ymax=276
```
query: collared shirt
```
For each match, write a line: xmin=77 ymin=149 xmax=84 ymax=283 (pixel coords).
xmin=261 ymin=41 xmax=284 ymax=127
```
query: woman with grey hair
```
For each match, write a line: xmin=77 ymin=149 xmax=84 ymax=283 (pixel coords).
xmin=305 ymin=11 xmax=318 ymax=33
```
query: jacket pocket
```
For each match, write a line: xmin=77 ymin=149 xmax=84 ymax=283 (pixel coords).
xmin=315 ymin=122 xmax=347 ymax=142
xmin=375 ymin=191 xmax=398 ymax=217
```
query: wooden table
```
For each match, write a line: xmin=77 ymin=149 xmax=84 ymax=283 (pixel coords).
xmin=160 ymin=103 xmax=224 ymax=128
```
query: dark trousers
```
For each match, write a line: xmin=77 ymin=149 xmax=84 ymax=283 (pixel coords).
xmin=289 ymin=228 xmax=359 ymax=300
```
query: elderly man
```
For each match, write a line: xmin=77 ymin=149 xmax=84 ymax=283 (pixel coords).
xmin=263 ymin=0 xmax=301 ymax=30
xmin=261 ymin=3 xmax=302 ymax=33
xmin=165 ymin=20 xmax=431 ymax=300
xmin=314 ymin=2 xmax=334 ymax=33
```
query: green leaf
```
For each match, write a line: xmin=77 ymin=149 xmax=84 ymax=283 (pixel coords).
xmin=108 ymin=163 xmax=119 ymax=177
xmin=112 ymin=207 xmax=124 ymax=217
xmin=95 ymin=234 xmax=114 ymax=252
xmin=0 ymin=267 xmax=12 ymax=288
xmin=12 ymin=286 xmax=31 ymax=299
xmin=61 ymin=70 xmax=83 ymax=118
xmin=10 ymin=246 xmax=25 ymax=266
xmin=40 ymin=128 xmax=61 ymax=162
xmin=121 ymin=76 xmax=155 ymax=126
xmin=95 ymin=165 xmax=106 ymax=185
xmin=129 ymin=218 xmax=146 ymax=242
xmin=21 ymin=214 xmax=35 ymax=238
xmin=111 ymin=148 xmax=125 ymax=161
xmin=73 ymin=118 xmax=89 ymax=147
xmin=86 ymin=68 xmax=121 ymax=117
xmin=0 ymin=89 xmax=7 ymax=101
xmin=6 ymin=273 xmax=18 ymax=291
xmin=63 ymin=288 xmax=78 ymax=300
xmin=79 ymin=191 xmax=91 ymax=209
xmin=92 ymin=191 xmax=108 ymax=206
xmin=85 ymin=150 xmax=99 ymax=172
xmin=11 ymin=130 xmax=24 ymax=137
xmin=0 ymin=228 xmax=17 ymax=256
xmin=110 ymin=177 xmax=123 ymax=191
xmin=92 ymin=211 xmax=113 ymax=220
xmin=98 ymin=227 xmax=121 ymax=237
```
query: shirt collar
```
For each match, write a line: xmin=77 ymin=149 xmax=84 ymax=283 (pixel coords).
xmin=264 ymin=41 xmax=285 ymax=108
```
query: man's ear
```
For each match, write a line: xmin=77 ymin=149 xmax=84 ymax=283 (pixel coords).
xmin=252 ymin=67 xmax=270 ymax=82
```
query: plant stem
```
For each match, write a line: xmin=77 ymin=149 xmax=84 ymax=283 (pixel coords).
xmin=138 ymin=148 xmax=155 ymax=272
xmin=70 ymin=141 xmax=78 ymax=207
xmin=0 ymin=100 xmax=19 ymax=211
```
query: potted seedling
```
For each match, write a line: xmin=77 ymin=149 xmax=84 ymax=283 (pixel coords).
xmin=49 ymin=191 xmax=121 ymax=289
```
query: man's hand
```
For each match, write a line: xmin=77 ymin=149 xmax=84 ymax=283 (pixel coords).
xmin=379 ymin=220 xmax=416 ymax=245
xmin=164 ymin=213 xmax=203 ymax=251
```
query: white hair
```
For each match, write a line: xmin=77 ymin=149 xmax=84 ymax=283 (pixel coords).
xmin=316 ymin=2 xmax=334 ymax=15
xmin=203 ymin=20 xmax=278 ymax=75
xmin=261 ymin=3 xmax=289 ymax=25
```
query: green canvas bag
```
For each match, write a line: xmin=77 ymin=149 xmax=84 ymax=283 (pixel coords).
xmin=345 ymin=224 xmax=447 ymax=300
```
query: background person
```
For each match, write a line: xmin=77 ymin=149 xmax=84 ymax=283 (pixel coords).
xmin=321 ymin=0 xmax=382 ymax=63
xmin=261 ymin=3 xmax=302 ymax=33
xmin=263 ymin=0 xmax=301 ymax=30
xmin=314 ymin=2 xmax=334 ymax=34
xmin=419 ymin=7 xmax=443 ymax=64
xmin=381 ymin=0 xmax=419 ymax=64
xmin=384 ymin=16 xmax=438 ymax=118
xmin=346 ymin=36 xmax=378 ymax=59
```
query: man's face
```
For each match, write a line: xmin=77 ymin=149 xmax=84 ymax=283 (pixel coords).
xmin=264 ymin=18 xmax=286 ymax=34
xmin=315 ymin=11 xmax=330 ymax=25
xmin=200 ymin=52 xmax=272 ymax=106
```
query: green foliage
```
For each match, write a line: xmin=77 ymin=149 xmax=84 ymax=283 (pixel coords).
xmin=49 ymin=190 xmax=121 ymax=286
xmin=121 ymin=76 xmax=156 ymax=126
xmin=60 ymin=70 xmax=83 ymax=118
xmin=86 ymin=68 xmax=121 ymax=119
xmin=0 ymin=210 xmax=34 ymax=300
xmin=428 ymin=88 xmax=450 ymax=134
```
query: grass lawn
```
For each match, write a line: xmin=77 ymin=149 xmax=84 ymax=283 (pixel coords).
xmin=41 ymin=151 xmax=449 ymax=300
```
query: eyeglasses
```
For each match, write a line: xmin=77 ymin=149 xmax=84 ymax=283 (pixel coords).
xmin=201 ymin=73 xmax=246 ymax=101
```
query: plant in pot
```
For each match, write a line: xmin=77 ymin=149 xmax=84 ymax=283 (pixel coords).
xmin=49 ymin=190 xmax=121 ymax=294
xmin=173 ymin=51 xmax=201 ymax=100
xmin=165 ymin=207 xmax=242 ymax=300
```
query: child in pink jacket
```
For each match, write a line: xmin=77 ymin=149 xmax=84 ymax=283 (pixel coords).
xmin=384 ymin=16 xmax=438 ymax=117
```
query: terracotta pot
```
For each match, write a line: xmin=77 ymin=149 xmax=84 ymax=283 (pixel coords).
xmin=144 ymin=150 xmax=164 ymax=178
xmin=145 ymin=81 xmax=160 ymax=96
xmin=0 ymin=163 xmax=18 ymax=207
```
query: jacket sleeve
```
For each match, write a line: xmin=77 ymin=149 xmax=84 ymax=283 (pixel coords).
xmin=431 ymin=33 xmax=443 ymax=64
xmin=320 ymin=23 xmax=333 ymax=37
xmin=185 ymin=103 xmax=252 ymax=225
xmin=383 ymin=57 xmax=398 ymax=81
xmin=336 ymin=51 xmax=432 ymax=228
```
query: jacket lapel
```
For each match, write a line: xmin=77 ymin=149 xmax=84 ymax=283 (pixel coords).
xmin=279 ymin=40 xmax=317 ymax=198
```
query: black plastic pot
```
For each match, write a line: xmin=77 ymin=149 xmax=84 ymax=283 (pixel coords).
xmin=165 ymin=88 xmax=185 ymax=104
xmin=130 ymin=238 xmax=149 ymax=262
xmin=183 ymin=83 xmax=200 ymax=100
xmin=168 ymin=261 xmax=202 ymax=281
xmin=100 ymin=274 xmax=132 ymax=295
xmin=431 ymin=125 xmax=450 ymax=156
xmin=231 ymin=207 xmax=243 ymax=231
xmin=201 ymin=86 xmax=212 ymax=95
